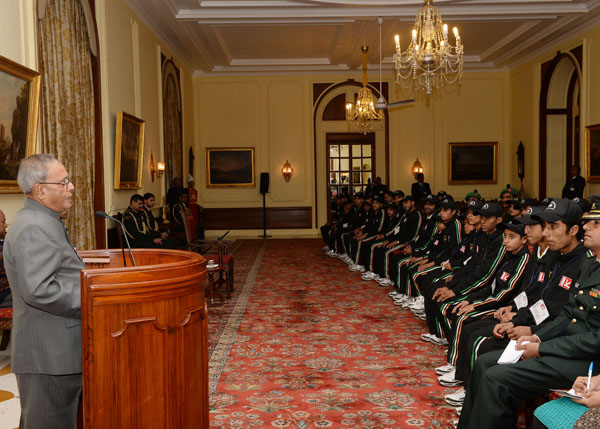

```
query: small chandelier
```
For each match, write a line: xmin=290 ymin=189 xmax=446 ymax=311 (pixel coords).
xmin=346 ymin=45 xmax=383 ymax=134
xmin=394 ymin=0 xmax=464 ymax=95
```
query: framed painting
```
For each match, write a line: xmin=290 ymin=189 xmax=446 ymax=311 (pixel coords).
xmin=586 ymin=124 xmax=600 ymax=183
xmin=449 ymin=142 xmax=498 ymax=184
xmin=114 ymin=111 xmax=145 ymax=189
xmin=206 ymin=147 xmax=255 ymax=188
xmin=0 ymin=55 xmax=41 ymax=193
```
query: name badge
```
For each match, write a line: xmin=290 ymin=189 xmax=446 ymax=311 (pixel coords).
xmin=343 ymin=223 xmax=349 ymax=228
xmin=394 ymin=226 xmax=400 ymax=234
xmin=530 ymin=299 xmax=550 ymax=325
xmin=514 ymin=291 xmax=528 ymax=310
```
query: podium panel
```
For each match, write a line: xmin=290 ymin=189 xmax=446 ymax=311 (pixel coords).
xmin=79 ymin=249 xmax=208 ymax=428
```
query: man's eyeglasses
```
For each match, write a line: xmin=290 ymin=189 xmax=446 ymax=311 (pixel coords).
xmin=38 ymin=179 xmax=71 ymax=189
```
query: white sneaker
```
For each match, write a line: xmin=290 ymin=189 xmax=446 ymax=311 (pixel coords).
xmin=438 ymin=370 xmax=462 ymax=387
xmin=430 ymin=335 xmax=449 ymax=346
xmin=421 ymin=333 xmax=434 ymax=342
xmin=378 ymin=279 xmax=393 ymax=287
xmin=349 ymin=264 xmax=364 ymax=272
xmin=417 ymin=314 xmax=427 ymax=321
xmin=409 ymin=302 xmax=425 ymax=311
xmin=394 ymin=295 xmax=409 ymax=303
xmin=445 ymin=388 xmax=466 ymax=406
xmin=326 ymin=250 xmax=337 ymax=257
xmin=361 ymin=271 xmax=375 ymax=277
xmin=388 ymin=291 xmax=400 ymax=297
xmin=401 ymin=297 xmax=416 ymax=308
xmin=322 ymin=246 xmax=330 ymax=251
xmin=435 ymin=364 xmax=455 ymax=375
xmin=455 ymin=406 xmax=462 ymax=416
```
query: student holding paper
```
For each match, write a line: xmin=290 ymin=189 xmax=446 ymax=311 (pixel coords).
xmin=458 ymin=198 xmax=600 ymax=429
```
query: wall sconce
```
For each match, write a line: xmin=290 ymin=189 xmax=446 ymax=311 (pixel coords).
xmin=411 ymin=158 xmax=424 ymax=179
xmin=282 ymin=160 xmax=293 ymax=182
xmin=150 ymin=152 xmax=165 ymax=182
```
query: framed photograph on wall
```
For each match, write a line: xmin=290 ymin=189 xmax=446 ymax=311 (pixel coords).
xmin=114 ymin=111 xmax=145 ymax=189
xmin=449 ymin=142 xmax=498 ymax=184
xmin=206 ymin=147 xmax=255 ymax=187
xmin=0 ymin=55 xmax=41 ymax=193
xmin=586 ymin=124 xmax=600 ymax=183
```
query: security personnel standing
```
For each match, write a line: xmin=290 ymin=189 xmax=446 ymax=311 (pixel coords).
xmin=458 ymin=196 xmax=600 ymax=429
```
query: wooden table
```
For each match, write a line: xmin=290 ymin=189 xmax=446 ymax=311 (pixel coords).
xmin=206 ymin=265 xmax=227 ymax=304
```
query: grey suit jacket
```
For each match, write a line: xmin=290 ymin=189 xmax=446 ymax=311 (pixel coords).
xmin=4 ymin=198 xmax=85 ymax=375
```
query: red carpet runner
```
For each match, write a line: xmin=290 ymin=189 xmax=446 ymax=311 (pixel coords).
xmin=209 ymin=239 xmax=457 ymax=428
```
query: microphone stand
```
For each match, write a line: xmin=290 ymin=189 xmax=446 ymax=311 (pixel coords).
xmin=95 ymin=211 xmax=137 ymax=267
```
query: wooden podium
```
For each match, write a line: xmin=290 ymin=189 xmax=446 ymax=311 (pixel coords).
xmin=78 ymin=249 xmax=209 ymax=428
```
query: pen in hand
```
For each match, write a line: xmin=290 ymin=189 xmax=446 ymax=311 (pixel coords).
xmin=587 ymin=362 xmax=594 ymax=392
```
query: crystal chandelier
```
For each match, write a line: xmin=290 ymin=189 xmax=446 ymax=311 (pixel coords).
xmin=393 ymin=0 xmax=464 ymax=95
xmin=346 ymin=45 xmax=383 ymax=134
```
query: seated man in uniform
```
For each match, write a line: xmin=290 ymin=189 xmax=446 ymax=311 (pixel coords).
xmin=123 ymin=194 xmax=174 ymax=248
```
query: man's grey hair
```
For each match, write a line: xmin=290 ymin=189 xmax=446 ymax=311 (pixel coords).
xmin=17 ymin=154 xmax=58 ymax=194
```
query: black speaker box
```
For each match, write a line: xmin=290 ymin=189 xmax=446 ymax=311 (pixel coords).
xmin=259 ymin=172 xmax=270 ymax=194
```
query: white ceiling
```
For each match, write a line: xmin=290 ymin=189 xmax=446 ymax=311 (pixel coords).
xmin=124 ymin=0 xmax=600 ymax=75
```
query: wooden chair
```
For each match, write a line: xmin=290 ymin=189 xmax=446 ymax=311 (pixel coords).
xmin=0 ymin=307 xmax=12 ymax=351
xmin=182 ymin=215 xmax=234 ymax=295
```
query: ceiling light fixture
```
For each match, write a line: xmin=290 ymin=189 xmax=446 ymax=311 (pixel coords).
xmin=346 ymin=45 xmax=383 ymax=134
xmin=394 ymin=0 xmax=464 ymax=95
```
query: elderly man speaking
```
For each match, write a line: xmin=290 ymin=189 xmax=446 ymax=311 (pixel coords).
xmin=4 ymin=154 xmax=84 ymax=428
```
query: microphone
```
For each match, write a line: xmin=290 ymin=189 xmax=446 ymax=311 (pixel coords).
xmin=95 ymin=211 xmax=137 ymax=267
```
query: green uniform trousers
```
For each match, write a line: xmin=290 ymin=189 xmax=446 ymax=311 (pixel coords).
xmin=457 ymin=349 xmax=586 ymax=429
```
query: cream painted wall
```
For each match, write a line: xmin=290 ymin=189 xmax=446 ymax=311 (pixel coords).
xmin=194 ymin=71 xmax=510 ymax=230
xmin=509 ymin=24 xmax=600 ymax=198
xmin=96 ymin=0 xmax=195 ymax=216
xmin=0 ymin=0 xmax=37 ymax=224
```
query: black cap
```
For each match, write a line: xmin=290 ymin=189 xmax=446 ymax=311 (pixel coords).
xmin=582 ymin=195 xmax=600 ymax=221
xmin=466 ymin=200 xmax=483 ymax=212
xmin=437 ymin=190 xmax=448 ymax=199
xmin=520 ymin=198 xmax=537 ymax=208
xmin=439 ymin=196 xmax=457 ymax=210
xmin=424 ymin=194 xmax=438 ymax=205
xmin=514 ymin=206 xmax=545 ymax=225
xmin=572 ymin=197 xmax=591 ymax=214
xmin=386 ymin=203 xmax=398 ymax=211
xmin=373 ymin=195 xmax=384 ymax=203
xmin=532 ymin=198 xmax=582 ymax=223
xmin=477 ymin=201 xmax=503 ymax=217
xmin=354 ymin=192 xmax=364 ymax=199
xmin=498 ymin=220 xmax=526 ymax=236
xmin=540 ymin=197 xmax=552 ymax=207
xmin=402 ymin=195 xmax=414 ymax=202
xmin=392 ymin=190 xmax=404 ymax=198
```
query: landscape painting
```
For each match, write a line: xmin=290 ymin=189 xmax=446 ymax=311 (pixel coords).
xmin=0 ymin=55 xmax=41 ymax=193
xmin=449 ymin=142 xmax=498 ymax=184
xmin=206 ymin=147 xmax=255 ymax=187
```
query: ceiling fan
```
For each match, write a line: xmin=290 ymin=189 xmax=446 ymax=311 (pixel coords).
xmin=375 ymin=16 xmax=414 ymax=110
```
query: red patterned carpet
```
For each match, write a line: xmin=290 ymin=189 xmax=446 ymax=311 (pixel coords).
xmin=208 ymin=239 xmax=457 ymax=428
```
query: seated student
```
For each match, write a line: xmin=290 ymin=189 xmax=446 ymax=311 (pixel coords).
xmin=399 ymin=196 xmax=463 ymax=314
xmin=123 ymin=194 xmax=173 ymax=248
xmin=328 ymin=199 xmax=357 ymax=259
xmin=322 ymin=194 xmax=345 ymax=252
xmin=142 ymin=193 xmax=166 ymax=238
xmin=500 ymin=185 xmax=520 ymax=223
xmin=387 ymin=194 xmax=439 ymax=296
xmin=443 ymin=206 xmax=557 ymax=405
xmin=358 ymin=202 xmax=403 ymax=278
xmin=348 ymin=195 xmax=386 ymax=272
xmin=436 ymin=220 xmax=532 ymax=389
xmin=364 ymin=196 xmax=422 ymax=285
xmin=0 ymin=209 xmax=11 ymax=309
xmin=465 ymin=189 xmax=481 ymax=203
xmin=423 ymin=202 xmax=506 ymax=341
xmin=457 ymin=198 xmax=596 ymax=429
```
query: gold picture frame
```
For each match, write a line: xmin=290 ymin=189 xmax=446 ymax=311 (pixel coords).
xmin=586 ymin=123 xmax=600 ymax=183
xmin=206 ymin=147 xmax=255 ymax=188
xmin=0 ymin=55 xmax=41 ymax=193
xmin=114 ymin=111 xmax=145 ymax=189
xmin=448 ymin=142 xmax=498 ymax=184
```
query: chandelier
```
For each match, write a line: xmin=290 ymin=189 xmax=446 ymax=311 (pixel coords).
xmin=346 ymin=45 xmax=383 ymax=134
xmin=393 ymin=0 xmax=464 ymax=95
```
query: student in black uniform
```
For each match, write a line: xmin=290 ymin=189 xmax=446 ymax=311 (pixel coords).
xmin=457 ymin=198 xmax=593 ymax=429
xmin=349 ymin=195 xmax=386 ymax=272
